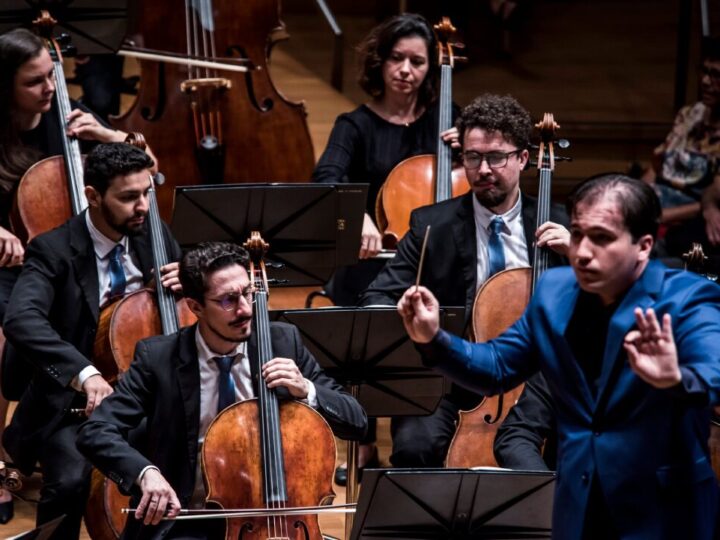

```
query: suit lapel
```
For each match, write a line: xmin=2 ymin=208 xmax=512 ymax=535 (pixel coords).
xmin=453 ymin=194 xmax=479 ymax=318
xmin=594 ymin=261 xmax=664 ymax=412
xmin=520 ymin=195 xmax=538 ymax=266
xmin=175 ymin=326 xmax=201 ymax=463
xmin=70 ymin=212 xmax=101 ymax=322
xmin=129 ymin=224 xmax=154 ymax=283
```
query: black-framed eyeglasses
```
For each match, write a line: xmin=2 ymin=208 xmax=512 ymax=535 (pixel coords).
xmin=461 ymin=149 xmax=521 ymax=170
xmin=208 ymin=288 xmax=254 ymax=311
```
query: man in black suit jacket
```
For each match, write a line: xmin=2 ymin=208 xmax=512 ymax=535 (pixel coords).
xmin=77 ymin=242 xmax=367 ymax=540
xmin=358 ymin=94 xmax=569 ymax=468
xmin=2 ymin=143 xmax=182 ymax=539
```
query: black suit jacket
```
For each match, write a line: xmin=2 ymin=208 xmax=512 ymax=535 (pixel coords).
xmin=360 ymin=192 xmax=568 ymax=324
xmin=2 ymin=211 xmax=181 ymax=473
xmin=77 ymin=323 xmax=367 ymax=540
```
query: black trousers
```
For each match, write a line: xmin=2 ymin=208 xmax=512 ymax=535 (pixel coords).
xmin=390 ymin=397 xmax=460 ymax=467
xmin=37 ymin=415 xmax=92 ymax=540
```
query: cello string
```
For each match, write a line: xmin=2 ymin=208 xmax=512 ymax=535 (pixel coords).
xmin=184 ymin=0 xmax=193 ymax=78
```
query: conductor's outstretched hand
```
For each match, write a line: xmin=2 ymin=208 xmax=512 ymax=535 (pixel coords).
xmin=624 ymin=307 xmax=682 ymax=389
xmin=398 ymin=286 xmax=441 ymax=344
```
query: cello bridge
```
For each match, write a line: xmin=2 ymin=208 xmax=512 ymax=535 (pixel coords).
xmin=180 ymin=78 xmax=232 ymax=93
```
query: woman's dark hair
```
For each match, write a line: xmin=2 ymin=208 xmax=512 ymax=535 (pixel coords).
xmin=84 ymin=143 xmax=155 ymax=195
xmin=0 ymin=28 xmax=46 ymax=193
xmin=356 ymin=13 xmax=439 ymax=108
xmin=180 ymin=242 xmax=251 ymax=304
xmin=566 ymin=173 xmax=661 ymax=241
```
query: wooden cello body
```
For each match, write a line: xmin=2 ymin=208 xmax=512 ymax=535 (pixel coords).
xmin=85 ymin=175 xmax=195 ymax=540
xmin=446 ymin=114 xmax=562 ymax=468
xmin=113 ymin=0 xmax=315 ymax=220
xmin=202 ymin=232 xmax=335 ymax=539
xmin=376 ymin=18 xmax=468 ymax=249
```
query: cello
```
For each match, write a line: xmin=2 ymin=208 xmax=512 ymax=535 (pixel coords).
xmin=375 ymin=17 xmax=468 ymax=250
xmin=445 ymin=113 xmax=564 ymax=468
xmin=84 ymin=173 xmax=196 ymax=540
xmin=200 ymin=231 xmax=336 ymax=539
xmin=112 ymin=1 xmax=315 ymax=220
xmin=10 ymin=11 xmax=88 ymax=243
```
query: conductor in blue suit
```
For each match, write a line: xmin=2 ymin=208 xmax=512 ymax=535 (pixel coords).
xmin=398 ymin=173 xmax=720 ymax=540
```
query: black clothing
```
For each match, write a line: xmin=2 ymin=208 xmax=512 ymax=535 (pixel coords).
xmin=18 ymin=99 xmax=105 ymax=158
xmin=493 ymin=372 xmax=558 ymax=471
xmin=77 ymin=323 xmax=367 ymax=540
xmin=312 ymin=101 xmax=460 ymax=306
xmin=2 ymin=211 xmax=181 ymax=539
xmin=312 ymin=102 xmax=460 ymax=217
xmin=566 ymin=291 xmax=619 ymax=399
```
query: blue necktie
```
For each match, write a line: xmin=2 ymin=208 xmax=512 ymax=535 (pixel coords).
xmin=487 ymin=216 xmax=506 ymax=278
xmin=108 ymin=244 xmax=127 ymax=299
xmin=214 ymin=355 xmax=237 ymax=414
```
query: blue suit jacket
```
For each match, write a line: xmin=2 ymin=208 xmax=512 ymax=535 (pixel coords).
xmin=423 ymin=261 xmax=720 ymax=539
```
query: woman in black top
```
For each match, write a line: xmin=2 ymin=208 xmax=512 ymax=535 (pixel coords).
xmin=312 ymin=13 xmax=459 ymax=483
xmin=0 ymin=28 xmax=146 ymax=520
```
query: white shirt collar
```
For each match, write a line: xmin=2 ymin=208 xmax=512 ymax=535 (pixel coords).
xmin=472 ymin=191 xmax=523 ymax=232
xmin=194 ymin=325 xmax=247 ymax=365
xmin=85 ymin=210 xmax=129 ymax=259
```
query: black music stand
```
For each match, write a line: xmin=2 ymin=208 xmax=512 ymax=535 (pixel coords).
xmin=270 ymin=306 xmax=465 ymax=537
xmin=7 ymin=515 xmax=64 ymax=540
xmin=170 ymin=183 xmax=368 ymax=286
xmin=0 ymin=1 xmax=129 ymax=54
xmin=351 ymin=468 xmax=555 ymax=539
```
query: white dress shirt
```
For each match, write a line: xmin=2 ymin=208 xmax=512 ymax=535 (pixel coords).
xmin=72 ymin=213 xmax=145 ymax=390
xmin=473 ymin=192 xmax=530 ymax=291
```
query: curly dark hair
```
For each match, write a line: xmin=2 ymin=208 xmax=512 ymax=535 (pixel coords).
xmin=566 ymin=173 xmax=661 ymax=241
xmin=456 ymin=94 xmax=533 ymax=150
xmin=180 ymin=242 xmax=251 ymax=304
xmin=84 ymin=143 xmax=155 ymax=195
xmin=356 ymin=13 xmax=439 ymax=107
xmin=0 ymin=28 xmax=46 ymax=192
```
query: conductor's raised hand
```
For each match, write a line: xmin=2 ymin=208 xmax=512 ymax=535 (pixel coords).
xmin=397 ymin=286 xmax=440 ymax=343
xmin=136 ymin=468 xmax=181 ymax=525
xmin=624 ymin=307 xmax=681 ymax=389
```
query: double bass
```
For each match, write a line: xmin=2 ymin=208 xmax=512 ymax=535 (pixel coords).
xmin=113 ymin=1 xmax=315 ymax=220
xmin=85 ymin=173 xmax=195 ymax=540
xmin=201 ymin=232 xmax=336 ymax=539
xmin=375 ymin=17 xmax=468 ymax=250
xmin=446 ymin=113 xmax=564 ymax=468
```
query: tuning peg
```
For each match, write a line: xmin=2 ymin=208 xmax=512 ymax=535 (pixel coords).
xmin=56 ymin=33 xmax=70 ymax=45
xmin=555 ymin=155 xmax=573 ymax=162
xmin=452 ymin=42 xmax=466 ymax=49
xmin=453 ymin=56 xmax=469 ymax=64
xmin=63 ymin=44 xmax=78 ymax=58
xmin=557 ymin=139 xmax=570 ymax=149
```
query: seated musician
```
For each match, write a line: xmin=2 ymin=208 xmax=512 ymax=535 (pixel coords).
xmin=399 ymin=173 xmax=720 ymax=539
xmin=77 ymin=241 xmax=368 ymax=540
xmin=312 ymin=13 xmax=459 ymax=483
xmin=359 ymin=93 xmax=569 ymax=468
xmin=0 ymin=28 xmax=158 ymax=317
xmin=2 ymin=143 xmax=181 ymax=540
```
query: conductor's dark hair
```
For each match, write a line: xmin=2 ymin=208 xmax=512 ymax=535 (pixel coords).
xmin=356 ymin=13 xmax=438 ymax=108
xmin=84 ymin=143 xmax=154 ymax=195
xmin=180 ymin=242 xmax=251 ymax=304
xmin=566 ymin=173 xmax=661 ymax=241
